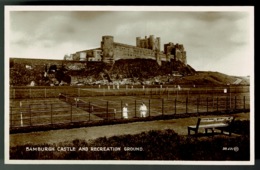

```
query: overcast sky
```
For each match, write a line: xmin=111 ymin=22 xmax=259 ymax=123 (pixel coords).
xmin=6 ymin=6 xmax=254 ymax=76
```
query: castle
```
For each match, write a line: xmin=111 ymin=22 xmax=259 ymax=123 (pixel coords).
xmin=69 ymin=35 xmax=187 ymax=66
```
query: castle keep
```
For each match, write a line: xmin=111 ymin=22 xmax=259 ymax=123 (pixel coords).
xmin=70 ymin=35 xmax=187 ymax=66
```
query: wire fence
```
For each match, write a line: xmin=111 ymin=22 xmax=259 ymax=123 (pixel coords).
xmin=9 ymin=85 xmax=250 ymax=99
xmin=10 ymin=93 xmax=250 ymax=129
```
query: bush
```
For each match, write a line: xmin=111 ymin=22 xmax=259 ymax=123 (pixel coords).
xmin=10 ymin=129 xmax=250 ymax=160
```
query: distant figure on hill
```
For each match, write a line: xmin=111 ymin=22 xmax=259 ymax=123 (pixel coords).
xmin=139 ymin=102 xmax=147 ymax=117
xmin=122 ymin=103 xmax=128 ymax=119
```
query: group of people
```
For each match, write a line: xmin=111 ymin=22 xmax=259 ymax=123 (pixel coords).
xmin=122 ymin=102 xmax=147 ymax=119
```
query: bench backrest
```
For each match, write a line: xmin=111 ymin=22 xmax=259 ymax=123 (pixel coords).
xmin=196 ymin=116 xmax=234 ymax=129
xmin=200 ymin=117 xmax=234 ymax=123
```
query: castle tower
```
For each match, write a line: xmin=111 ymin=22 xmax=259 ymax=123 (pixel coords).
xmin=101 ymin=36 xmax=114 ymax=64
xmin=145 ymin=36 xmax=149 ymax=48
xmin=149 ymin=35 xmax=155 ymax=50
xmin=156 ymin=37 xmax=161 ymax=51
xmin=136 ymin=37 xmax=141 ymax=47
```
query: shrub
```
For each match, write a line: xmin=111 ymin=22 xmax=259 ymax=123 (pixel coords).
xmin=10 ymin=129 xmax=249 ymax=160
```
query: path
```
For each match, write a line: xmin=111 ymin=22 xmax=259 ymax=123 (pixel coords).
xmin=9 ymin=112 xmax=250 ymax=147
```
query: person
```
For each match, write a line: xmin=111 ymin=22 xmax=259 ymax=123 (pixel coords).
xmin=122 ymin=103 xmax=128 ymax=119
xmin=139 ymin=102 xmax=147 ymax=117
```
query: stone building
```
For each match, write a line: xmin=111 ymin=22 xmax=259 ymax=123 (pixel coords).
xmin=72 ymin=48 xmax=102 ymax=61
xmin=71 ymin=35 xmax=187 ymax=66
xmin=164 ymin=42 xmax=187 ymax=65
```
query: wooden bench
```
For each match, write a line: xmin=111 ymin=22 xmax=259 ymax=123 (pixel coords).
xmin=188 ymin=116 xmax=235 ymax=136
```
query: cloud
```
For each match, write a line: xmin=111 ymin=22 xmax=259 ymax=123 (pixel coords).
xmin=8 ymin=9 xmax=253 ymax=76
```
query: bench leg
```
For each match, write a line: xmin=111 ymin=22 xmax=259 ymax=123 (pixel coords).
xmin=205 ymin=128 xmax=215 ymax=136
xmin=229 ymin=128 xmax=232 ymax=136
xmin=188 ymin=128 xmax=198 ymax=136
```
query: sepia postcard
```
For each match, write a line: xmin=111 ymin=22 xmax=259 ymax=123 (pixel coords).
xmin=4 ymin=6 xmax=254 ymax=165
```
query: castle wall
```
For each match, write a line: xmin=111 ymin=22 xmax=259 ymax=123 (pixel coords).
xmin=113 ymin=42 xmax=157 ymax=61
xmin=73 ymin=48 xmax=101 ymax=61
xmin=72 ymin=35 xmax=186 ymax=66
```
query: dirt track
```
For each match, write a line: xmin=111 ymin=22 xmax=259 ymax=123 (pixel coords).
xmin=9 ymin=112 xmax=250 ymax=147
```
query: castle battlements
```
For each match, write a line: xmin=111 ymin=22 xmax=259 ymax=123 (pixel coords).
xmin=70 ymin=35 xmax=187 ymax=66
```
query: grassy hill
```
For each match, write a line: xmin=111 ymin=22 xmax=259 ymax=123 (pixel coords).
xmin=9 ymin=58 xmax=249 ymax=86
xmin=176 ymin=71 xmax=250 ymax=86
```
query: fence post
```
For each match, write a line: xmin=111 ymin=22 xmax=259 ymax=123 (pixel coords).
xmin=244 ymin=96 xmax=246 ymax=110
xmin=106 ymin=101 xmax=109 ymax=120
xmin=10 ymin=107 xmax=12 ymax=128
xmin=121 ymin=100 xmax=123 ymax=119
xmin=29 ymin=105 xmax=32 ymax=126
xmin=217 ymin=97 xmax=218 ymax=111
xmin=19 ymin=101 xmax=23 ymax=127
xmin=135 ymin=100 xmax=137 ymax=118
xmin=114 ymin=109 xmax=116 ymax=119
xmin=175 ymin=98 xmax=177 ymax=115
xmin=226 ymin=96 xmax=228 ymax=111
xmin=50 ymin=104 xmax=53 ymax=125
xmin=89 ymin=102 xmax=91 ymax=121
xmin=162 ymin=98 xmax=164 ymax=116
xmin=197 ymin=98 xmax=199 ymax=113
xmin=235 ymin=96 xmax=237 ymax=110
xmin=70 ymin=104 xmax=73 ymax=122
xmin=45 ymin=88 xmax=47 ymax=98
xmin=207 ymin=97 xmax=208 ymax=113
xmin=186 ymin=97 xmax=188 ymax=113
xmin=212 ymin=97 xmax=214 ymax=111
xmin=149 ymin=99 xmax=151 ymax=117
xmin=29 ymin=88 xmax=31 ymax=98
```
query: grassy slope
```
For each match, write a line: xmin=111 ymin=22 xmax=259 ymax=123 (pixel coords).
xmin=10 ymin=58 xmax=250 ymax=86
xmin=177 ymin=71 xmax=250 ymax=86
